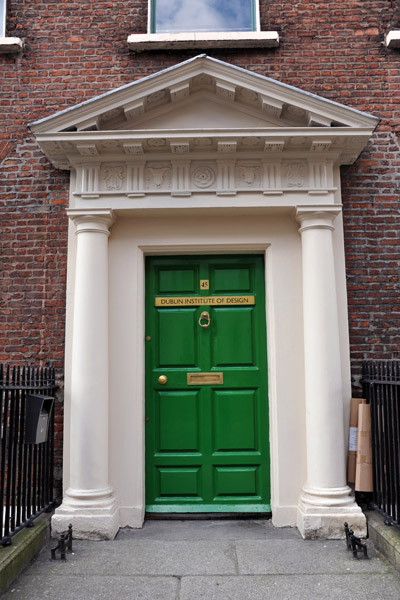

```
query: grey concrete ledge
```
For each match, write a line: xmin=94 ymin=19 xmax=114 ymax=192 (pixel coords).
xmin=367 ymin=510 xmax=400 ymax=572
xmin=0 ymin=514 xmax=51 ymax=595
xmin=0 ymin=37 xmax=23 ymax=53
xmin=127 ymin=31 xmax=279 ymax=52
xmin=385 ymin=31 xmax=400 ymax=48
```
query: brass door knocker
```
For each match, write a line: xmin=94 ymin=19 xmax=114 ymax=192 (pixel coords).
xmin=199 ymin=311 xmax=211 ymax=328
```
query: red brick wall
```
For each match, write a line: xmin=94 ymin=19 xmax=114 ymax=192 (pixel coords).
xmin=1 ymin=1 xmax=399 ymax=453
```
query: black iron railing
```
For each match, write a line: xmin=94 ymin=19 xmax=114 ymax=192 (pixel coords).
xmin=362 ymin=360 xmax=400 ymax=528
xmin=0 ymin=365 xmax=57 ymax=546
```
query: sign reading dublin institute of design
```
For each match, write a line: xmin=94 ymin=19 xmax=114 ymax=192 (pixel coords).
xmin=155 ymin=296 xmax=255 ymax=307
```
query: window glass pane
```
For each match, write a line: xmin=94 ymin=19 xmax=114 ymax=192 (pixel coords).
xmin=0 ymin=0 xmax=6 ymax=37
xmin=153 ymin=0 xmax=255 ymax=34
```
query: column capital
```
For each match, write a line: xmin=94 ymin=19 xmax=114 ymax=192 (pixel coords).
xmin=66 ymin=209 xmax=115 ymax=236
xmin=295 ymin=205 xmax=342 ymax=233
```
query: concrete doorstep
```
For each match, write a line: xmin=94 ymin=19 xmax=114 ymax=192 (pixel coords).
xmin=1 ymin=517 xmax=399 ymax=600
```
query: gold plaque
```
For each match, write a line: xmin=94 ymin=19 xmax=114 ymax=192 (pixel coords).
xmin=155 ymin=295 xmax=255 ymax=307
xmin=187 ymin=372 xmax=224 ymax=385
xmin=200 ymin=280 xmax=209 ymax=290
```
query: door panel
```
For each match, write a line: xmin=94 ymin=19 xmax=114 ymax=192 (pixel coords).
xmin=145 ymin=255 xmax=270 ymax=513
xmin=212 ymin=389 xmax=257 ymax=452
xmin=157 ymin=390 xmax=200 ymax=452
xmin=213 ymin=466 xmax=260 ymax=499
xmin=212 ymin=307 xmax=255 ymax=366
xmin=158 ymin=268 xmax=197 ymax=293
xmin=158 ymin=467 xmax=201 ymax=498
xmin=157 ymin=309 xmax=198 ymax=367
xmin=212 ymin=267 xmax=251 ymax=292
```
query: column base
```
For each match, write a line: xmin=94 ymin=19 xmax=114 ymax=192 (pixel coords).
xmin=297 ymin=485 xmax=366 ymax=539
xmin=52 ymin=487 xmax=119 ymax=540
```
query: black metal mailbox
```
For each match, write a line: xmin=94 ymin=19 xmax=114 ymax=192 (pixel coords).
xmin=25 ymin=394 xmax=54 ymax=444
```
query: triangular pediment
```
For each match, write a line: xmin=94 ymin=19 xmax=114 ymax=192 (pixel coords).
xmin=120 ymin=94 xmax=283 ymax=131
xmin=30 ymin=54 xmax=378 ymax=170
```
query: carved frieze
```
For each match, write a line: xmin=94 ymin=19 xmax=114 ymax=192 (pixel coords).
xmin=75 ymin=152 xmax=335 ymax=199
xmin=309 ymin=161 xmax=327 ymax=189
xmin=81 ymin=165 xmax=100 ymax=194
xmin=284 ymin=162 xmax=307 ymax=188
xmin=263 ymin=161 xmax=282 ymax=192
xmin=144 ymin=162 xmax=172 ymax=190
xmin=191 ymin=165 xmax=216 ymax=189
xmin=235 ymin=162 xmax=262 ymax=187
xmin=102 ymin=165 xmax=126 ymax=191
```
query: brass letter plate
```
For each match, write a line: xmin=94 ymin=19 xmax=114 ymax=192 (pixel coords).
xmin=187 ymin=372 xmax=224 ymax=386
xmin=155 ymin=296 xmax=255 ymax=307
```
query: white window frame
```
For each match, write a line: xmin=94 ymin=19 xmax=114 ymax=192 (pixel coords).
xmin=148 ymin=0 xmax=261 ymax=35
xmin=128 ymin=0 xmax=277 ymax=52
xmin=0 ymin=0 xmax=6 ymax=37
xmin=0 ymin=0 xmax=23 ymax=53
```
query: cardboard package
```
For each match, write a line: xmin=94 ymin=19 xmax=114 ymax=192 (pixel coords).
xmin=355 ymin=403 xmax=373 ymax=492
xmin=347 ymin=398 xmax=365 ymax=484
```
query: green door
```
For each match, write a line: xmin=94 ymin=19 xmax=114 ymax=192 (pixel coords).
xmin=145 ymin=255 xmax=270 ymax=513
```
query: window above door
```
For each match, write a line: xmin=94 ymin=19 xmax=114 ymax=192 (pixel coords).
xmin=150 ymin=0 xmax=258 ymax=34
xmin=0 ymin=0 xmax=23 ymax=53
xmin=127 ymin=0 xmax=279 ymax=52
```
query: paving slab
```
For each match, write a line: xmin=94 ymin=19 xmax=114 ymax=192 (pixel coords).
xmin=3 ymin=575 xmax=178 ymax=600
xmin=1 ymin=518 xmax=399 ymax=600
xmin=236 ymin=538 xmax=391 ymax=575
xmin=180 ymin=574 xmax=400 ymax=600
xmin=20 ymin=539 xmax=237 ymax=577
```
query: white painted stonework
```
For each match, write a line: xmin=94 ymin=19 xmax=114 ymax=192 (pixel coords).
xmin=30 ymin=55 xmax=378 ymax=540
xmin=385 ymin=31 xmax=400 ymax=48
xmin=127 ymin=31 xmax=280 ymax=52
xmin=0 ymin=36 xmax=23 ymax=52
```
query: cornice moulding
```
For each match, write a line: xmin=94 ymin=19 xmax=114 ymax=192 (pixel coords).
xmin=29 ymin=55 xmax=379 ymax=135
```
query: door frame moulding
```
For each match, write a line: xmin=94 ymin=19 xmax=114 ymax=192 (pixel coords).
xmin=137 ymin=243 xmax=281 ymax=520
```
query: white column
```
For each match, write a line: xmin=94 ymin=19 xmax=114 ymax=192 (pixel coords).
xmin=52 ymin=209 xmax=119 ymax=540
xmin=296 ymin=206 xmax=366 ymax=539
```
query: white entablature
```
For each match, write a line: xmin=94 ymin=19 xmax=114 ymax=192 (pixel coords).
xmin=30 ymin=55 xmax=378 ymax=208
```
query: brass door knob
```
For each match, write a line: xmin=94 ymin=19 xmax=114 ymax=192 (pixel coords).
xmin=158 ymin=375 xmax=168 ymax=385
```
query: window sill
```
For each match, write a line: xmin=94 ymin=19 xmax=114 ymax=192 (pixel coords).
xmin=385 ymin=31 xmax=400 ymax=48
xmin=0 ymin=36 xmax=23 ymax=53
xmin=127 ymin=31 xmax=279 ymax=52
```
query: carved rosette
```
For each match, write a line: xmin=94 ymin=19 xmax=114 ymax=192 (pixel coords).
xmin=191 ymin=165 xmax=216 ymax=189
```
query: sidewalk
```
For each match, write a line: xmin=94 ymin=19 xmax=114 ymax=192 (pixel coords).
xmin=2 ymin=519 xmax=399 ymax=600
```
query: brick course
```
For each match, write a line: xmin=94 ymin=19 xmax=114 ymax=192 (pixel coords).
xmin=1 ymin=1 xmax=399 ymax=472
